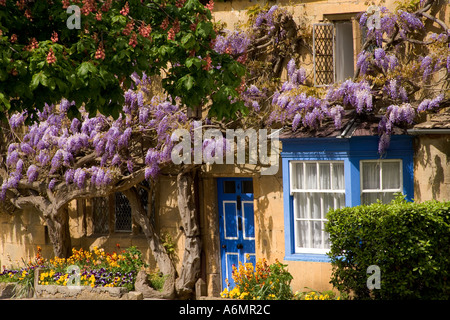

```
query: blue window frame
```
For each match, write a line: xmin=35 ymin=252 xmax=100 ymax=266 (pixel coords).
xmin=281 ymin=135 xmax=414 ymax=262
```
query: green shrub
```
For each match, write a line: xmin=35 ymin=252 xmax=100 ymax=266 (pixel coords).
xmin=325 ymin=196 xmax=450 ymax=299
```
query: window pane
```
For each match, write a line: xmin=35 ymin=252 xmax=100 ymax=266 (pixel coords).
xmin=319 ymin=163 xmax=331 ymax=190
xmin=323 ymin=193 xmax=334 ymax=217
xmin=241 ymin=180 xmax=253 ymax=194
xmin=294 ymin=163 xmax=304 ymax=190
xmin=382 ymin=162 xmax=400 ymax=189
xmin=332 ymin=163 xmax=345 ymax=190
xmin=335 ymin=21 xmax=354 ymax=82
xmin=294 ymin=193 xmax=308 ymax=219
xmin=310 ymin=193 xmax=321 ymax=220
xmin=223 ymin=181 xmax=235 ymax=194
xmin=362 ymin=162 xmax=380 ymax=190
xmin=305 ymin=163 xmax=317 ymax=189
xmin=336 ymin=193 xmax=346 ymax=209
xmin=312 ymin=221 xmax=322 ymax=248
xmin=323 ymin=224 xmax=331 ymax=249
xmin=362 ymin=192 xmax=381 ymax=205
xmin=382 ymin=192 xmax=396 ymax=204
xmin=115 ymin=192 xmax=132 ymax=232
xmin=296 ymin=220 xmax=309 ymax=248
xmin=93 ymin=197 xmax=109 ymax=234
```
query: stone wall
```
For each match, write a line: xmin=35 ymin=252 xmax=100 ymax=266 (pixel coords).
xmin=413 ymin=134 xmax=450 ymax=202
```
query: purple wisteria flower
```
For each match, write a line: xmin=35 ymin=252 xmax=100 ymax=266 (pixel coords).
xmin=417 ymin=94 xmax=444 ymax=112
xmin=48 ymin=178 xmax=57 ymax=191
xmin=397 ymin=10 xmax=424 ymax=32
xmin=26 ymin=165 xmax=38 ymax=183
xmin=64 ymin=169 xmax=75 ymax=185
xmin=74 ymin=168 xmax=87 ymax=189
xmin=9 ymin=111 xmax=26 ymax=130
xmin=214 ymin=30 xmax=251 ymax=56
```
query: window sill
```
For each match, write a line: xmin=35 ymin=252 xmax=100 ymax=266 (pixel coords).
xmin=284 ymin=253 xmax=331 ymax=263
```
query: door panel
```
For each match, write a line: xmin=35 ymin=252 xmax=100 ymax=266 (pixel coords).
xmin=218 ymin=178 xmax=255 ymax=290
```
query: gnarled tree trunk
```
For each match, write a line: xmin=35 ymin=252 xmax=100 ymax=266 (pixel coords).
xmin=43 ymin=206 xmax=72 ymax=258
xmin=175 ymin=170 xmax=202 ymax=299
xmin=122 ymin=187 xmax=176 ymax=298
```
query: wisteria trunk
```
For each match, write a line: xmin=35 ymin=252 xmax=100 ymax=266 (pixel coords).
xmin=175 ymin=170 xmax=202 ymax=299
xmin=122 ymin=187 xmax=177 ymax=297
xmin=43 ymin=206 xmax=72 ymax=258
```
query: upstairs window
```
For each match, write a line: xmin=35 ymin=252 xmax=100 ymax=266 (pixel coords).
xmin=313 ymin=19 xmax=355 ymax=86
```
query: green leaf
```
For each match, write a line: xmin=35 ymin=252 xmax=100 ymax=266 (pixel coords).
xmin=0 ymin=69 xmax=7 ymax=81
xmin=180 ymin=74 xmax=194 ymax=91
xmin=181 ymin=33 xmax=196 ymax=50
xmin=195 ymin=21 xmax=214 ymax=39
xmin=30 ymin=71 xmax=48 ymax=90
xmin=185 ymin=57 xmax=202 ymax=69
xmin=77 ymin=61 xmax=97 ymax=79
xmin=0 ymin=92 xmax=11 ymax=110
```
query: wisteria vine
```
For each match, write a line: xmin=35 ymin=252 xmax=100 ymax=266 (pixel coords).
xmin=1 ymin=1 xmax=450 ymax=198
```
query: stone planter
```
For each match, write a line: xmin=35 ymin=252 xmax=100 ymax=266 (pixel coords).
xmin=33 ymin=268 xmax=143 ymax=300
xmin=34 ymin=283 xmax=143 ymax=300
xmin=0 ymin=282 xmax=33 ymax=299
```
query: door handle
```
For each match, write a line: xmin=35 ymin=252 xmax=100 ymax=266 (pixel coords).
xmin=237 ymin=243 xmax=243 ymax=249
xmin=222 ymin=244 xmax=226 ymax=249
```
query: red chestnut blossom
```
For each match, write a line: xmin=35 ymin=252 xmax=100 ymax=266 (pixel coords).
xmin=167 ymin=19 xmax=180 ymax=41
xmin=129 ymin=32 xmax=138 ymax=48
xmin=30 ymin=37 xmax=38 ymax=50
xmin=123 ymin=21 xmax=135 ymax=36
xmin=167 ymin=28 xmax=175 ymax=41
xmin=24 ymin=8 xmax=32 ymax=20
xmin=61 ymin=0 xmax=70 ymax=9
xmin=24 ymin=37 xmax=39 ymax=51
xmin=203 ymin=55 xmax=212 ymax=71
xmin=95 ymin=12 xmax=102 ymax=21
xmin=16 ymin=0 xmax=26 ymax=10
xmin=10 ymin=34 xmax=17 ymax=43
xmin=95 ymin=44 xmax=105 ymax=60
xmin=139 ymin=23 xmax=152 ymax=39
xmin=101 ymin=0 xmax=112 ymax=12
xmin=175 ymin=0 xmax=186 ymax=8
xmin=120 ymin=1 xmax=129 ymax=16
xmin=160 ymin=17 xmax=169 ymax=30
xmin=51 ymin=31 xmax=58 ymax=43
xmin=81 ymin=0 xmax=96 ymax=16
xmin=205 ymin=0 xmax=214 ymax=11
xmin=46 ymin=48 xmax=56 ymax=65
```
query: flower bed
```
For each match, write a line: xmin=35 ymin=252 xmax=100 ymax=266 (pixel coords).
xmin=0 ymin=245 xmax=147 ymax=298
xmin=220 ymin=255 xmax=345 ymax=300
xmin=220 ymin=256 xmax=294 ymax=300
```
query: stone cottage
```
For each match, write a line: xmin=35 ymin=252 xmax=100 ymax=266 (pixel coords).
xmin=1 ymin=0 xmax=449 ymax=297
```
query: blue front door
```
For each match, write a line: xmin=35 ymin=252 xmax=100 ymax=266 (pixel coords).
xmin=217 ymin=178 xmax=256 ymax=290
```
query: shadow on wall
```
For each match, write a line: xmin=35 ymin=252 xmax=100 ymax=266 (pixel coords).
xmin=254 ymin=166 xmax=284 ymax=262
xmin=414 ymin=135 xmax=450 ymax=202
xmin=0 ymin=206 xmax=51 ymax=268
